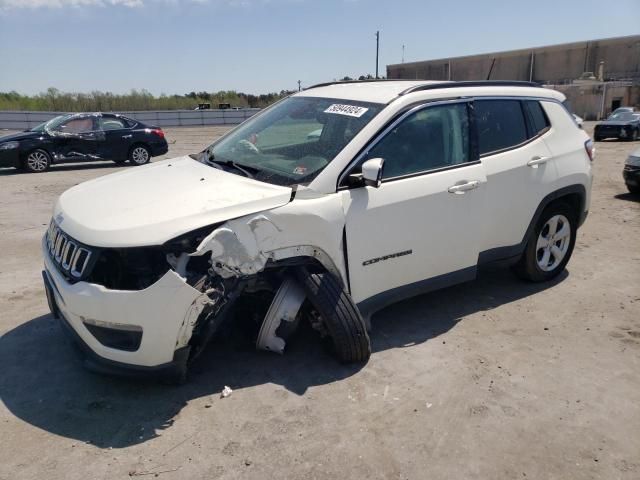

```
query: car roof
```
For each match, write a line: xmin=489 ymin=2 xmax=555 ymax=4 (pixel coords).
xmin=296 ymin=80 xmax=564 ymax=104
xmin=296 ymin=81 xmax=436 ymax=103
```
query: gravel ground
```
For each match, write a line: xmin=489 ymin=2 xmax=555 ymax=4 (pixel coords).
xmin=0 ymin=123 xmax=638 ymax=480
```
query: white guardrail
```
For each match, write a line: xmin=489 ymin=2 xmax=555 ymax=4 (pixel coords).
xmin=0 ymin=109 xmax=261 ymax=130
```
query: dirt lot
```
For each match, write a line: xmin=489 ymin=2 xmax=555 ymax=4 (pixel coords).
xmin=0 ymin=123 xmax=638 ymax=480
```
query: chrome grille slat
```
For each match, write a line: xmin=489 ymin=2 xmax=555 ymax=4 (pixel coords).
xmin=45 ymin=220 xmax=94 ymax=280
xmin=55 ymin=236 xmax=67 ymax=262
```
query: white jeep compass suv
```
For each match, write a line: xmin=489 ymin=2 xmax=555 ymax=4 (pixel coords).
xmin=42 ymin=80 xmax=594 ymax=382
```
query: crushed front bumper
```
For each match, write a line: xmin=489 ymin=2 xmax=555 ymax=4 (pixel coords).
xmin=42 ymin=237 xmax=204 ymax=375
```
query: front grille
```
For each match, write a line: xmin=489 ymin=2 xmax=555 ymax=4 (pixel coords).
xmin=46 ymin=220 xmax=94 ymax=280
xmin=597 ymin=126 xmax=622 ymax=134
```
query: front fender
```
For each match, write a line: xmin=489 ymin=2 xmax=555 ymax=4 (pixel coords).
xmin=193 ymin=193 xmax=349 ymax=287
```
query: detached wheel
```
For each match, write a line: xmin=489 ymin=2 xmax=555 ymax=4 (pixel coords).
xmin=129 ymin=145 xmax=150 ymax=166
xmin=296 ymin=268 xmax=371 ymax=363
xmin=24 ymin=149 xmax=51 ymax=173
xmin=514 ymin=202 xmax=577 ymax=282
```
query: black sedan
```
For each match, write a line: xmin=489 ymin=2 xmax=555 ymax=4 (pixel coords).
xmin=0 ymin=113 xmax=168 ymax=172
xmin=594 ymin=112 xmax=640 ymax=142
xmin=623 ymin=146 xmax=640 ymax=194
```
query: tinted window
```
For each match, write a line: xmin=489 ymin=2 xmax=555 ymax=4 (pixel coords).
xmin=367 ymin=102 xmax=470 ymax=179
xmin=99 ymin=117 xmax=127 ymax=131
xmin=523 ymin=101 xmax=550 ymax=137
xmin=475 ymin=100 xmax=527 ymax=155
xmin=120 ymin=116 xmax=138 ymax=128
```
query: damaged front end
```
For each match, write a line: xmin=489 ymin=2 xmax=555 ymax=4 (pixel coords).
xmin=44 ymin=204 xmax=369 ymax=384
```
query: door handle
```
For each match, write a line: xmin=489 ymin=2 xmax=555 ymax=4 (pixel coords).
xmin=448 ymin=180 xmax=480 ymax=194
xmin=527 ymin=156 xmax=550 ymax=168
xmin=122 ymin=134 xmax=132 ymax=139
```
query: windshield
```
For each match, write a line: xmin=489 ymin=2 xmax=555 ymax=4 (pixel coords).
xmin=608 ymin=112 xmax=638 ymax=121
xmin=30 ymin=115 xmax=72 ymax=133
xmin=200 ymin=96 xmax=384 ymax=186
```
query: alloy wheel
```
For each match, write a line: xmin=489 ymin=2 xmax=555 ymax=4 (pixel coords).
xmin=131 ymin=147 xmax=149 ymax=165
xmin=535 ymin=214 xmax=571 ymax=272
xmin=26 ymin=151 xmax=49 ymax=172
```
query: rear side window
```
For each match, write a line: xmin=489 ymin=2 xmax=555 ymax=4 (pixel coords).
xmin=523 ymin=100 xmax=550 ymax=137
xmin=475 ymin=100 xmax=527 ymax=156
xmin=120 ymin=117 xmax=138 ymax=128
xmin=99 ymin=117 xmax=127 ymax=131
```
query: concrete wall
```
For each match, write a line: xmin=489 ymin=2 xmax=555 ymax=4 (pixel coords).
xmin=387 ymin=35 xmax=640 ymax=83
xmin=548 ymin=83 xmax=640 ymax=120
xmin=0 ymin=108 xmax=261 ymax=131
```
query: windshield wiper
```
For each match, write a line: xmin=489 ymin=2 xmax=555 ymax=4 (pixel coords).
xmin=206 ymin=154 xmax=257 ymax=179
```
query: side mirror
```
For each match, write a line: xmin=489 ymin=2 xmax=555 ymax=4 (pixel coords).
xmin=361 ymin=157 xmax=385 ymax=188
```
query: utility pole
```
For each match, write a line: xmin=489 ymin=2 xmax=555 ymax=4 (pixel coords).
xmin=297 ymin=80 xmax=301 ymax=92
xmin=375 ymin=31 xmax=380 ymax=79
xmin=402 ymin=44 xmax=405 ymax=63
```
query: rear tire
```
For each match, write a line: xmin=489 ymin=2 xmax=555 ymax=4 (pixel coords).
xmin=24 ymin=149 xmax=51 ymax=173
xmin=627 ymin=183 xmax=640 ymax=194
xmin=513 ymin=202 xmax=577 ymax=282
xmin=296 ymin=268 xmax=371 ymax=363
xmin=128 ymin=145 xmax=151 ymax=166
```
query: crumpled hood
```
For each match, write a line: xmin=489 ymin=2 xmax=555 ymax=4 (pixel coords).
xmin=54 ymin=156 xmax=293 ymax=247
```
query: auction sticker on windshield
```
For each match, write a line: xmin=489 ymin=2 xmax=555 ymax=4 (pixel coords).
xmin=324 ymin=104 xmax=369 ymax=118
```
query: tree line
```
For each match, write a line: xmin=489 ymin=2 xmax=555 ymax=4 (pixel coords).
xmin=0 ymin=88 xmax=296 ymax=112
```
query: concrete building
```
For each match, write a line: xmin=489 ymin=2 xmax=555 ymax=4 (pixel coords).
xmin=387 ymin=35 xmax=640 ymax=119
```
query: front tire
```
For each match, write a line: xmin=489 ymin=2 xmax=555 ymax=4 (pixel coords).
xmin=24 ymin=149 xmax=51 ymax=173
xmin=129 ymin=145 xmax=151 ymax=166
xmin=627 ymin=183 xmax=640 ymax=194
xmin=514 ymin=202 xmax=577 ymax=282
xmin=296 ymin=268 xmax=371 ymax=363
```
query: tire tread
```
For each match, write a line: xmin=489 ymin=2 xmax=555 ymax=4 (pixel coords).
xmin=296 ymin=268 xmax=370 ymax=363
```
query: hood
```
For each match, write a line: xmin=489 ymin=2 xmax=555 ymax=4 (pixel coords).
xmin=0 ymin=131 xmax=42 ymax=143
xmin=54 ymin=156 xmax=293 ymax=247
xmin=598 ymin=120 xmax=638 ymax=126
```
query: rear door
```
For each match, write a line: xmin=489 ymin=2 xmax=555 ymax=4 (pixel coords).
xmin=475 ymin=99 xmax=556 ymax=258
xmin=341 ymin=100 xmax=487 ymax=308
xmin=98 ymin=115 xmax=133 ymax=161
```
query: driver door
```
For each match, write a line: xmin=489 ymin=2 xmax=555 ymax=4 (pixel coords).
xmin=341 ymin=100 xmax=487 ymax=310
xmin=51 ymin=115 xmax=102 ymax=161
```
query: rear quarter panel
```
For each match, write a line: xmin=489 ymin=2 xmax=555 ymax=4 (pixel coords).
xmin=541 ymin=101 xmax=593 ymax=214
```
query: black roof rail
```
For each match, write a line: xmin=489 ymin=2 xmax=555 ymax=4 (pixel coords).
xmin=305 ymin=79 xmax=419 ymax=90
xmin=399 ymin=80 xmax=542 ymax=96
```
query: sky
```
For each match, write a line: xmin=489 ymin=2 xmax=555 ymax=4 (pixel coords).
xmin=0 ymin=0 xmax=638 ymax=95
